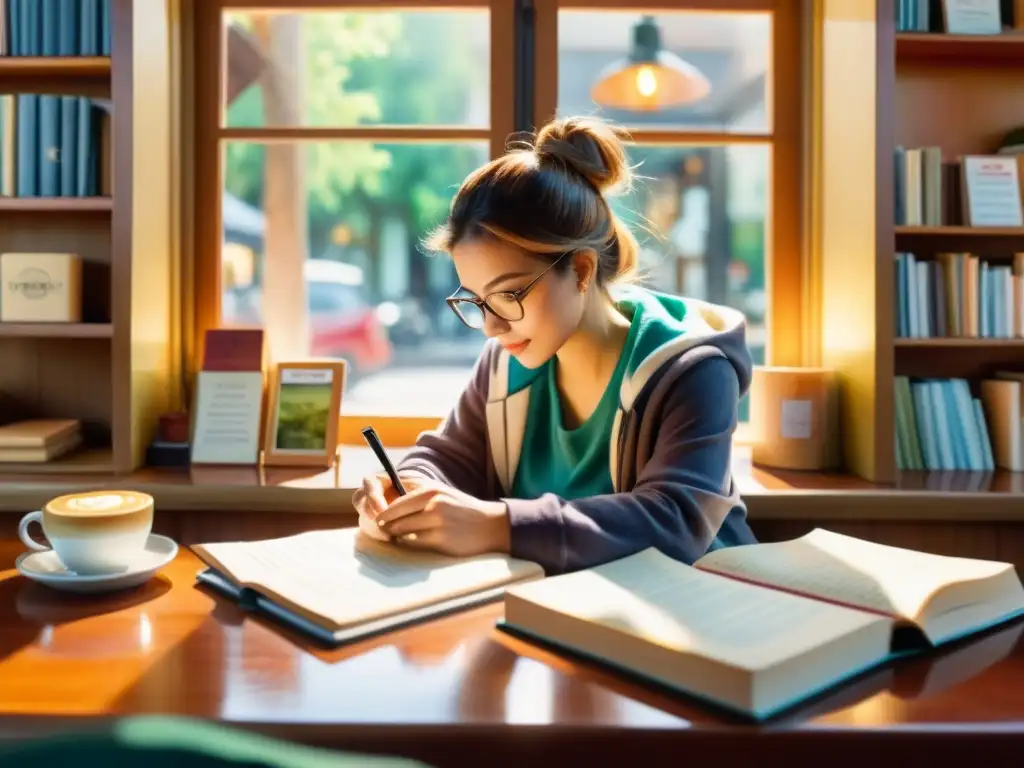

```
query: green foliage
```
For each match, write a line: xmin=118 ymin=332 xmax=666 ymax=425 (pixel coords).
xmin=275 ymin=384 xmax=333 ymax=450
xmin=224 ymin=11 xmax=487 ymax=260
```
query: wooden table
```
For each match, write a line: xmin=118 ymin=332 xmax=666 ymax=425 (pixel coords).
xmin=1 ymin=540 xmax=1023 ymax=767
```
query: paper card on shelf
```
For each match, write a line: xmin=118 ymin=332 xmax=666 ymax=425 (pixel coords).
xmin=941 ymin=0 xmax=1002 ymax=35
xmin=963 ymin=156 xmax=1024 ymax=227
xmin=190 ymin=371 xmax=264 ymax=465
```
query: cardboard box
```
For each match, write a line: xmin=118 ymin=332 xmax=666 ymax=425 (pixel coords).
xmin=0 ymin=252 xmax=83 ymax=322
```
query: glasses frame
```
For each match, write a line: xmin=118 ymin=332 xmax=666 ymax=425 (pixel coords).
xmin=446 ymin=251 xmax=573 ymax=329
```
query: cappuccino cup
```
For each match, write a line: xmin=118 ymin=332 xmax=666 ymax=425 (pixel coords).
xmin=17 ymin=491 xmax=154 ymax=575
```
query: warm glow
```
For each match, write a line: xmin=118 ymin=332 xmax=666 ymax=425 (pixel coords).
xmin=635 ymin=65 xmax=657 ymax=97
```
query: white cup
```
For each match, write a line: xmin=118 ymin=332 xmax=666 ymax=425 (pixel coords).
xmin=18 ymin=490 xmax=155 ymax=575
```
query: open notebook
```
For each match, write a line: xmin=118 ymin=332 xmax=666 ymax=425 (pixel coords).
xmin=192 ymin=527 xmax=543 ymax=646
xmin=499 ymin=528 xmax=1024 ymax=721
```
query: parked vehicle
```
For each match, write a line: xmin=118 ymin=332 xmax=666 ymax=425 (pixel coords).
xmin=223 ymin=259 xmax=393 ymax=380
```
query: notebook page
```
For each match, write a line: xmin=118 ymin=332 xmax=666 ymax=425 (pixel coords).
xmin=506 ymin=548 xmax=888 ymax=671
xmin=194 ymin=528 xmax=543 ymax=629
xmin=695 ymin=529 xmax=1014 ymax=621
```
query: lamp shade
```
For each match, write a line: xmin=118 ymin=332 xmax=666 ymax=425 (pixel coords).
xmin=590 ymin=16 xmax=711 ymax=111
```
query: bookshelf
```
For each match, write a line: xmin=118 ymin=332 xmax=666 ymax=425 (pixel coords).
xmin=0 ymin=0 xmax=176 ymax=474
xmin=819 ymin=0 xmax=1024 ymax=486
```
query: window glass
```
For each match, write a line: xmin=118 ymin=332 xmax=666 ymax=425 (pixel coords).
xmin=557 ymin=10 xmax=770 ymax=134
xmin=222 ymin=10 xmax=490 ymax=128
xmin=616 ymin=144 xmax=769 ymax=420
xmin=221 ymin=141 xmax=489 ymax=415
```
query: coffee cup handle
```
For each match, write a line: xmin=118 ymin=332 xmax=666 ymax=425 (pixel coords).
xmin=18 ymin=511 xmax=50 ymax=552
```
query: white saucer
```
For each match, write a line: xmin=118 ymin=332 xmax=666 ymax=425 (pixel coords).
xmin=15 ymin=534 xmax=179 ymax=594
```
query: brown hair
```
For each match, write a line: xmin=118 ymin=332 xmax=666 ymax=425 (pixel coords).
xmin=425 ymin=116 xmax=640 ymax=286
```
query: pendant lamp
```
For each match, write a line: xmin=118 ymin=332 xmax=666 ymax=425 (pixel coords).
xmin=590 ymin=15 xmax=711 ymax=111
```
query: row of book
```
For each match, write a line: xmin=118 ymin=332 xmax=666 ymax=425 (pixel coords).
xmin=896 ymin=252 xmax=1024 ymax=338
xmin=894 ymin=146 xmax=959 ymax=227
xmin=894 ymin=376 xmax=994 ymax=472
xmin=0 ymin=0 xmax=112 ymax=57
xmin=0 ymin=93 xmax=110 ymax=197
xmin=895 ymin=0 xmax=933 ymax=32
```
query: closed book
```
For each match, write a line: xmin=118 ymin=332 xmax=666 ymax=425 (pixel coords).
xmin=0 ymin=418 xmax=80 ymax=448
xmin=499 ymin=528 xmax=1024 ymax=721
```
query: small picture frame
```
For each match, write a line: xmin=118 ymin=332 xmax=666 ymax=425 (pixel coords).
xmin=263 ymin=360 xmax=346 ymax=467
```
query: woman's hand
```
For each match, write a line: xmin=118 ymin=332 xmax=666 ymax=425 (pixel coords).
xmin=353 ymin=471 xmax=427 ymax=542
xmin=373 ymin=482 xmax=511 ymax=558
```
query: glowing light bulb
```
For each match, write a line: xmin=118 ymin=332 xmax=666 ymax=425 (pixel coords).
xmin=635 ymin=65 xmax=658 ymax=98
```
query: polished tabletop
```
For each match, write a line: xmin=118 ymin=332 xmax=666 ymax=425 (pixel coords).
xmin=1 ymin=538 xmax=1023 ymax=764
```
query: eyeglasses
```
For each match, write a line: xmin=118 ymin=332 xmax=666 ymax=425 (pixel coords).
xmin=446 ymin=252 xmax=571 ymax=330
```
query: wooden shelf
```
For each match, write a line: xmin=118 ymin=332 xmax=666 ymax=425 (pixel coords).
xmin=0 ymin=197 xmax=112 ymax=212
xmin=0 ymin=446 xmax=113 ymax=476
xmin=896 ymin=33 xmax=1024 ymax=63
xmin=0 ymin=56 xmax=110 ymax=76
xmin=0 ymin=56 xmax=111 ymax=93
xmin=896 ymin=338 xmax=1024 ymax=347
xmin=0 ymin=323 xmax=112 ymax=339
xmin=895 ymin=226 xmax=1024 ymax=236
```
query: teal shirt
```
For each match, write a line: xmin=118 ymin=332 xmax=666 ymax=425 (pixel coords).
xmin=511 ymin=316 xmax=642 ymax=500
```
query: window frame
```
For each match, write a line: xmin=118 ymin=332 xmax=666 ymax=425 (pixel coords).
xmin=191 ymin=0 xmax=804 ymax=448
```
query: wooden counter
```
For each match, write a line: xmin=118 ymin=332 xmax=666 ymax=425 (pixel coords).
xmin=1 ymin=540 xmax=1023 ymax=766
xmin=2 ymin=444 xmax=1024 ymax=520
xmin=3 ymin=445 xmax=1024 ymax=570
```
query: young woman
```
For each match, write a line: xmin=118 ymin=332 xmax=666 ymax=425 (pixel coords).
xmin=353 ymin=116 xmax=757 ymax=574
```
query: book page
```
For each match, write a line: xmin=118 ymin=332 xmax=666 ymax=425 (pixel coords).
xmin=506 ymin=548 xmax=889 ymax=671
xmin=193 ymin=528 xmax=543 ymax=630
xmin=695 ymin=529 xmax=1015 ymax=622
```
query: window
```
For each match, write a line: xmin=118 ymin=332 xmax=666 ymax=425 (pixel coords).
xmin=193 ymin=0 xmax=801 ymax=445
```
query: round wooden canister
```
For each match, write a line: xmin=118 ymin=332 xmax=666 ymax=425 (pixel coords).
xmin=749 ymin=366 xmax=841 ymax=470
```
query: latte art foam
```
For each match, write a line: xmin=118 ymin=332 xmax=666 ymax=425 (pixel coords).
xmin=67 ymin=494 xmax=126 ymax=512
xmin=47 ymin=490 xmax=152 ymax=518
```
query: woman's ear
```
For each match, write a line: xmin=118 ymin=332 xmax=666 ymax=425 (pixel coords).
xmin=571 ymin=250 xmax=598 ymax=293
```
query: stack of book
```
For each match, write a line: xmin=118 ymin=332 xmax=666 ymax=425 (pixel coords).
xmin=1 ymin=0 xmax=113 ymax=57
xmin=895 ymin=252 xmax=1024 ymax=339
xmin=894 ymin=375 xmax=995 ymax=472
xmin=0 ymin=417 xmax=81 ymax=463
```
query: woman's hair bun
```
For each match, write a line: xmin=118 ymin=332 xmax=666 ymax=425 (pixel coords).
xmin=534 ymin=117 xmax=632 ymax=194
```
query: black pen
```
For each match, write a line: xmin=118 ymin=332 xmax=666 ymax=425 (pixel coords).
xmin=361 ymin=426 xmax=407 ymax=496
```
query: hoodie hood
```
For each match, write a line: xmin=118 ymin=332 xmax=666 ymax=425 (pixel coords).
xmin=506 ymin=285 xmax=753 ymax=411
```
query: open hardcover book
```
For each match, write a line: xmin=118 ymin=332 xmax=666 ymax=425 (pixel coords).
xmin=191 ymin=527 xmax=544 ymax=646
xmin=499 ymin=528 xmax=1024 ymax=721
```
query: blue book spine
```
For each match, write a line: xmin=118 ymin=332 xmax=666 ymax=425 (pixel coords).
xmin=79 ymin=0 xmax=97 ymax=56
xmin=894 ymin=147 xmax=906 ymax=225
xmin=101 ymin=0 xmax=111 ymax=55
xmin=59 ymin=95 xmax=78 ymax=196
xmin=75 ymin=96 xmax=93 ymax=196
xmin=38 ymin=95 xmax=61 ymax=196
xmin=26 ymin=0 xmax=40 ymax=56
xmin=58 ymin=0 xmax=79 ymax=56
xmin=6 ymin=0 xmax=17 ymax=55
xmin=11 ymin=0 xmax=23 ymax=56
xmin=16 ymin=93 xmax=38 ymax=196
xmin=41 ymin=0 xmax=59 ymax=55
